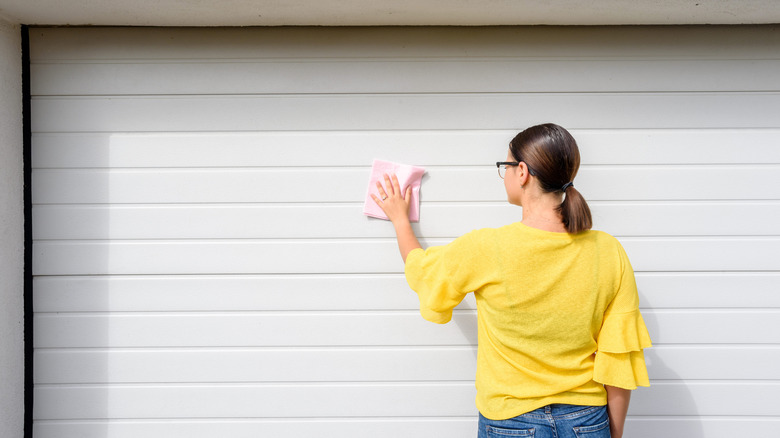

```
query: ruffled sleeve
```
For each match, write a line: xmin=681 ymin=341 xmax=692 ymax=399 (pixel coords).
xmin=593 ymin=309 xmax=652 ymax=389
xmin=404 ymin=229 xmax=497 ymax=324
xmin=593 ymin=240 xmax=652 ymax=390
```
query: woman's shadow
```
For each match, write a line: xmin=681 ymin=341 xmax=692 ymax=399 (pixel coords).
xmin=629 ymin=296 xmax=704 ymax=437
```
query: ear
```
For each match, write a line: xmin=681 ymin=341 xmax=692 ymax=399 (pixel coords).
xmin=517 ymin=162 xmax=532 ymax=186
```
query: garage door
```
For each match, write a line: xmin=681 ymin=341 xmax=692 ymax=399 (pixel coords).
xmin=31 ymin=26 xmax=780 ymax=437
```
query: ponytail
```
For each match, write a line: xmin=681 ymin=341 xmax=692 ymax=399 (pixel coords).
xmin=558 ymin=185 xmax=592 ymax=234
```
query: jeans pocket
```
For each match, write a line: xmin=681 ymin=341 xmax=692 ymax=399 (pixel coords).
xmin=486 ymin=425 xmax=535 ymax=437
xmin=573 ymin=418 xmax=610 ymax=437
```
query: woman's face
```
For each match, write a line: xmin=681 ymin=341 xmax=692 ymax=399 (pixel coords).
xmin=504 ymin=150 xmax=522 ymax=206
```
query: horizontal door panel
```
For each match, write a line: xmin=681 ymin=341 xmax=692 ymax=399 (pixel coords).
xmin=31 ymin=165 xmax=780 ymax=204
xmin=32 ymin=129 xmax=780 ymax=168
xmin=630 ymin=382 xmax=780 ymax=416
xmin=32 ymin=238 xmax=780 ymax=276
xmin=626 ymin=418 xmax=780 ymax=438
xmin=30 ymin=417 xmax=780 ymax=438
xmin=32 ymin=202 xmax=780 ymax=240
xmin=35 ymin=347 xmax=479 ymax=384
xmin=33 ymin=417 xmax=479 ymax=438
xmin=33 ymin=311 xmax=482 ymax=348
xmin=32 ymin=272 xmax=780 ymax=313
xmin=33 ymin=382 xmax=478 ymax=420
xmin=32 ymin=60 xmax=780 ymax=95
xmin=34 ymin=346 xmax=780 ymax=384
xmin=32 ymin=381 xmax=780 ymax=420
xmin=33 ymin=274 xmax=425 ymax=312
xmin=636 ymin=272 xmax=780 ymax=309
xmin=33 ymin=310 xmax=780 ymax=348
xmin=31 ymin=93 xmax=780 ymax=133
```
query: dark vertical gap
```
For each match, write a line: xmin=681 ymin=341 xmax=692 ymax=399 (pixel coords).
xmin=21 ymin=24 xmax=34 ymax=438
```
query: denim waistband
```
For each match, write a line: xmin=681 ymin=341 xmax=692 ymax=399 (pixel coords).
xmin=519 ymin=404 xmax=604 ymax=420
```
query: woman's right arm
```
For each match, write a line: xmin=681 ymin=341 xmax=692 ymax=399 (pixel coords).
xmin=605 ymin=385 xmax=631 ymax=438
xmin=371 ymin=173 xmax=422 ymax=262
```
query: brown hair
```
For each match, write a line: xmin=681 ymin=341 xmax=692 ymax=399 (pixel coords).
xmin=509 ymin=123 xmax=592 ymax=234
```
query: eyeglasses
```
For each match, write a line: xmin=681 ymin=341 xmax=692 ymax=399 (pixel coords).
xmin=496 ymin=161 xmax=537 ymax=179
xmin=496 ymin=161 xmax=519 ymax=179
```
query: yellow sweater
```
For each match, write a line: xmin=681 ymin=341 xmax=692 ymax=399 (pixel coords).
xmin=404 ymin=222 xmax=651 ymax=420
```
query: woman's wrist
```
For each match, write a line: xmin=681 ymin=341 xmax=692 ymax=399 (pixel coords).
xmin=393 ymin=219 xmax=421 ymax=262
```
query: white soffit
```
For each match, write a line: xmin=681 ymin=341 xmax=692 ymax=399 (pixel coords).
xmin=1 ymin=0 xmax=779 ymax=26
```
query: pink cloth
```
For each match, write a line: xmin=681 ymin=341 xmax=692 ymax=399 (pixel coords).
xmin=363 ymin=159 xmax=426 ymax=222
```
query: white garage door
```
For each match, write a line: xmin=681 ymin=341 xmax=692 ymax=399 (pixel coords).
xmin=31 ymin=26 xmax=780 ymax=437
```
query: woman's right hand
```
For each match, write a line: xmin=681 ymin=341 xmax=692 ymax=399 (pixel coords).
xmin=371 ymin=173 xmax=412 ymax=225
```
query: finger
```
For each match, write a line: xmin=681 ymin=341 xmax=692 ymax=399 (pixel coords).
xmin=375 ymin=181 xmax=387 ymax=199
xmin=404 ymin=186 xmax=412 ymax=203
xmin=391 ymin=174 xmax=402 ymax=195
xmin=383 ymin=174 xmax=395 ymax=196
xmin=370 ymin=194 xmax=383 ymax=206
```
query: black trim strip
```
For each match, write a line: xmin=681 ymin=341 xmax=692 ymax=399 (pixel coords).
xmin=22 ymin=24 xmax=33 ymax=438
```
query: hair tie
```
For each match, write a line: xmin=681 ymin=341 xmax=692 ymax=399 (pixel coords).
xmin=561 ymin=181 xmax=574 ymax=192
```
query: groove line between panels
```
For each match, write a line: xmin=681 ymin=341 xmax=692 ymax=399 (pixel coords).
xmin=34 ymin=380 xmax=477 ymax=389
xmin=34 ymin=345 xmax=480 ymax=352
xmin=32 ymin=415 xmax=480 ymax=423
xmin=30 ymin=415 xmax=780 ymax=423
xmin=33 ymin=344 xmax=780 ymax=353
xmin=32 ymin=56 xmax=780 ymax=63
xmin=32 ymin=309 xmax=475 ymax=317
xmin=31 ymin=380 xmax=780 ymax=392
xmin=30 ymin=307 xmax=780 ymax=315
xmin=29 ymin=90 xmax=780 ymax=97
xmin=30 ymin=270 xmax=780 ymax=279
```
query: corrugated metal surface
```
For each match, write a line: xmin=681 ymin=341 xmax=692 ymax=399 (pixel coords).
xmin=31 ymin=26 xmax=780 ymax=437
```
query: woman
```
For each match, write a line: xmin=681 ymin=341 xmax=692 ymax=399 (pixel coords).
xmin=371 ymin=123 xmax=651 ymax=438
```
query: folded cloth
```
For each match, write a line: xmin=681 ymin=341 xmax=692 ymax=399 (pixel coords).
xmin=363 ymin=159 xmax=426 ymax=222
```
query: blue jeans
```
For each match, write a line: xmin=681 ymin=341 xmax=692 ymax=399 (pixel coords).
xmin=478 ymin=404 xmax=610 ymax=438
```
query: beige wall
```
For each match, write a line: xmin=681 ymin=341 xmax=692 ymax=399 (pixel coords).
xmin=1 ymin=0 xmax=780 ymax=26
xmin=0 ymin=18 xmax=24 ymax=438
